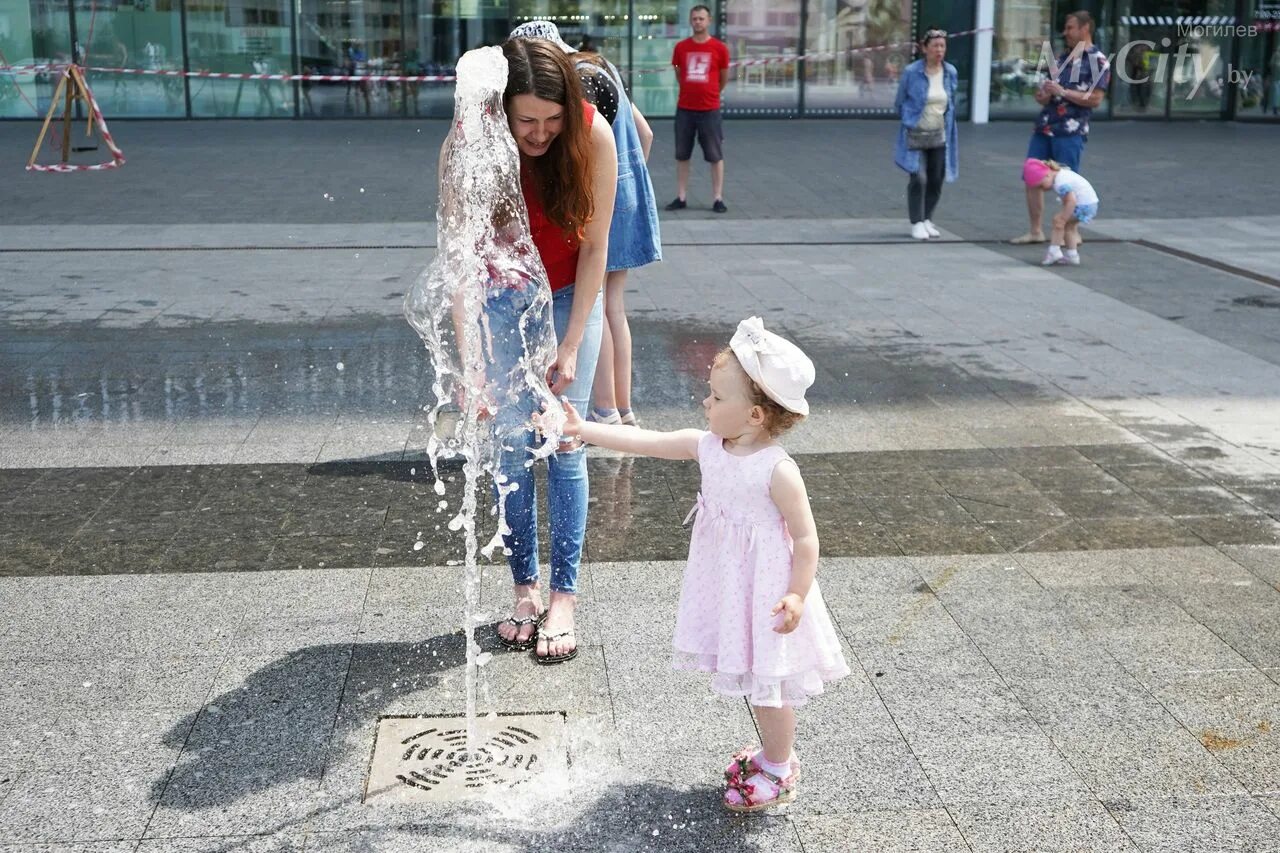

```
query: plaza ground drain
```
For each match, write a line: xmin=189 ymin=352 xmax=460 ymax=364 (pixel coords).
xmin=364 ymin=712 xmax=567 ymax=804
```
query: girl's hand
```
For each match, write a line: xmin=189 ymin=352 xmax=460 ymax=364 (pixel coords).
xmin=771 ymin=593 xmax=805 ymax=634
xmin=535 ymin=397 xmax=582 ymax=437
xmin=548 ymin=342 xmax=579 ymax=395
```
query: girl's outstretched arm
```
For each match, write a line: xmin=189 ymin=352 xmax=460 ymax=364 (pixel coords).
xmin=769 ymin=460 xmax=819 ymax=634
xmin=546 ymin=399 xmax=700 ymax=460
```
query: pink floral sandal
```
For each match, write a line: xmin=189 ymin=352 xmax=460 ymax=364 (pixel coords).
xmin=723 ymin=748 xmax=799 ymax=813
xmin=724 ymin=747 xmax=801 ymax=784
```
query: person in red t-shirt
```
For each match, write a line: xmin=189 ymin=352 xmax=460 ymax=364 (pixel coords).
xmin=666 ymin=5 xmax=731 ymax=213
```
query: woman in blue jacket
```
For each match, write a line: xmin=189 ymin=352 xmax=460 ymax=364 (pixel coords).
xmin=893 ymin=29 xmax=959 ymax=240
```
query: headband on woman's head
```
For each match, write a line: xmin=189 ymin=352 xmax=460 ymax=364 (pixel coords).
xmin=923 ymin=29 xmax=947 ymax=41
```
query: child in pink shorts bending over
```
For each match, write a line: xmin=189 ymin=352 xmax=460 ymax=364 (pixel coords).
xmin=552 ymin=316 xmax=850 ymax=812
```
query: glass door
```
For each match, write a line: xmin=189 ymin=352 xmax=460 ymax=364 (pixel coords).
xmin=1114 ymin=0 xmax=1234 ymax=118
xmin=628 ymin=0 xmax=686 ymax=118
xmin=1236 ymin=0 xmax=1280 ymax=119
xmin=1 ymin=0 xmax=75 ymax=119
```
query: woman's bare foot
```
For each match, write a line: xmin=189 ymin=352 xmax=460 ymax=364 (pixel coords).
xmin=497 ymin=584 xmax=543 ymax=647
xmin=535 ymin=591 xmax=577 ymax=662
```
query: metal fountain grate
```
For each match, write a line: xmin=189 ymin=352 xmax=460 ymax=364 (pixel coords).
xmin=364 ymin=712 xmax=567 ymax=804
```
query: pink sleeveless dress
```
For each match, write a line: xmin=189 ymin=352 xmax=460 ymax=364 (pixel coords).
xmin=673 ymin=431 xmax=851 ymax=707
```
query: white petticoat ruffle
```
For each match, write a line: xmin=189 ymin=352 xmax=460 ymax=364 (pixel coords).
xmin=673 ymin=650 xmax=852 ymax=708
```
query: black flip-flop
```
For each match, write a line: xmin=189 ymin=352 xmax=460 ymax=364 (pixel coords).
xmin=497 ymin=611 xmax=545 ymax=651
xmin=533 ymin=629 xmax=578 ymax=665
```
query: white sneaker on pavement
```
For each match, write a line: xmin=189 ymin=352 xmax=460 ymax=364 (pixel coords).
xmin=923 ymin=220 xmax=941 ymax=238
xmin=910 ymin=222 xmax=930 ymax=241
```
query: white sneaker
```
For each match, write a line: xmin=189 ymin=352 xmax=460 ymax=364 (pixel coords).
xmin=910 ymin=222 xmax=930 ymax=241
xmin=923 ymin=220 xmax=941 ymax=238
xmin=1061 ymin=253 xmax=1081 ymax=266
xmin=1041 ymin=249 xmax=1064 ymax=266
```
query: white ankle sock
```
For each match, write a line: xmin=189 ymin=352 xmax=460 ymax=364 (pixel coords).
xmin=758 ymin=755 xmax=791 ymax=779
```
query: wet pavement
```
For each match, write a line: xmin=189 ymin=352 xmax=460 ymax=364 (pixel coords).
xmin=3 ymin=120 xmax=1280 ymax=850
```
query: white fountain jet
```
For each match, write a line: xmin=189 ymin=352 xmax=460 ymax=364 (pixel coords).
xmin=404 ymin=44 xmax=565 ymax=749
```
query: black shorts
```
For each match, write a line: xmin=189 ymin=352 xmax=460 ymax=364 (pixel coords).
xmin=674 ymin=108 xmax=724 ymax=163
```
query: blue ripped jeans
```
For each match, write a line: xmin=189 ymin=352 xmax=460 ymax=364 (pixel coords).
xmin=488 ymin=283 xmax=603 ymax=595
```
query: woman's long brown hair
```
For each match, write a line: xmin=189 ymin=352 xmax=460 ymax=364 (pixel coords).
xmin=503 ymin=37 xmax=594 ymax=240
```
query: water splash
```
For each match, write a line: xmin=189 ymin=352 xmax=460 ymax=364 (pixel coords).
xmin=403 ymin=45 xmax=565 ymax=749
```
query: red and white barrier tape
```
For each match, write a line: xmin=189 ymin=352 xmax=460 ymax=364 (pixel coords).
xmin=26 ymin=68 xmax=126 ymax=173
xmin=4 ymin=27 xmax=992 ymax=84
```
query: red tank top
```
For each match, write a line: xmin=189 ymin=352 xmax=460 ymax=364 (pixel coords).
xmin=521 ymin=102 xmax=595 ymax=292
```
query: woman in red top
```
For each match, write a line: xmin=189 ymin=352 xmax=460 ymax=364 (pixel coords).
xmin=495 ymin=37 xmax=617 ymax=664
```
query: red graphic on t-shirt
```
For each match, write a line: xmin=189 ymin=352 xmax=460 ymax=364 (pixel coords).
xmin=672 ymin=37 xmax=730 ymax=111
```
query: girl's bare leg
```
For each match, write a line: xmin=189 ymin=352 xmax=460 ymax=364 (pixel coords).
xmin=592 ymin=319 xmax=617 ymax=412
xmin=1065 ymin=220 xmax=1080 ymax=251
xmin=603 ymin=271 xmax=633 ymax=412
xmin=1050 ymin=214 xmax=1067 ymax=247
xmin=753 ymin=705 xmax=797 ymax=767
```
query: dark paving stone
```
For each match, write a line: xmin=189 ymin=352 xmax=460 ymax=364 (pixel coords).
xmin=984 ymin=518 xmax=1101 ymax=553
xmin=929 ymin=467 xmax=1038 ymax=494
xmin=867 ymin=495 xmax=976 ymax=525
xmin=279 ymin=504 xmax=390 ymax=537
xmin=1040 ymin=489 xmax=1167 ymax=520
xmin=1104 ymin=464 xmax=1216 ymax=491
xmin=827 ymin=451 xmax=927 ymax=473
xmin=7 ymin=447 xmax=1280 ymax=577
xmin=901 ymin=448 xmax=1004 ymax=470
xmin=1072 ymin=443 xmax=1172 ymax=467
xmin=79 ymin=511 xmax=195 ymax=541
xmin=991 ymin=446 xmax=1095 ymax=470
xmin=1137 ymin=487 xmax=1265 ymax=518
xmin=268 ymin=533 xmax=381 ymax=570
xmin=1178 ymin=516 xmax=1280 ymax=546
xmin=184 ymin=511 xmax=289 ymax=539
xmin=0 ymin=469 xmax=46 ymax=503
xmin=848 ymin=470 xmax=947 ymax=496
xmin=372 ymin=529 xmax=469 ymax=568
xmin=810 ymin=496 xmax=881 ymax=526
xmin=29 ymin=467 xmax=135 ymax=492
xmin=1075 ymin=517 xmax=1204 ymax=549
xmin=884 ymin=523 xmax=1006 ymax=556
xmin=586 ymin=534 xmax=689 ymax=563
xmin=160 ymin=535 xmax=278 ymax=573
xmin=1018 ymin=466 xmax=1128 ymax=491
xmin=5 ymin=511 xmax=91 ymax=541
xmin=817 ymin=522 xmax=904 ymax=557
xmin=7 ymin=488 xmax=113 ymax=517
xmin=955 ymin=493 xmax=1066 ymax=523
xmin=52 ymin=536 xmax=174 ymax=575
xmin=0 ymin=536 xmax=65 ymax=576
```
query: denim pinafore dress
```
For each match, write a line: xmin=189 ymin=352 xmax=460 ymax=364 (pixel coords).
xmin=581 ymin=58 xmax=663 ymax=272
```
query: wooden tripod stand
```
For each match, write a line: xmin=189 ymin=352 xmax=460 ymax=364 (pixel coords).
xmin=28 ymin=65 xmax=98 ymax=168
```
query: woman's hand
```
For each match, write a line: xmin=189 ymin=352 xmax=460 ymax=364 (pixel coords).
xmin=771 ymin=593 xmax=805 ymax=634
xmin=548 ymin=341 xmax=580 ymax=395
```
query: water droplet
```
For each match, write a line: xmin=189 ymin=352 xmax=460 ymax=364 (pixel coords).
xmin=335 ymin=362 xmax=345 ymax=371
xmin=359 ymin=187 xmax=366 ymax=193
xmin=413 ymin=541 xmax=425 ymax=551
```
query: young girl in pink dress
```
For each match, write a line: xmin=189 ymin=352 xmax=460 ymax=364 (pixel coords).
xmin=553 ymin=316 xmax=850 ymax=812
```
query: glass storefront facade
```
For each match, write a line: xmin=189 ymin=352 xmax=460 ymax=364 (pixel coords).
xmin=1 ymin=0 xmax=1277 ymax=119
